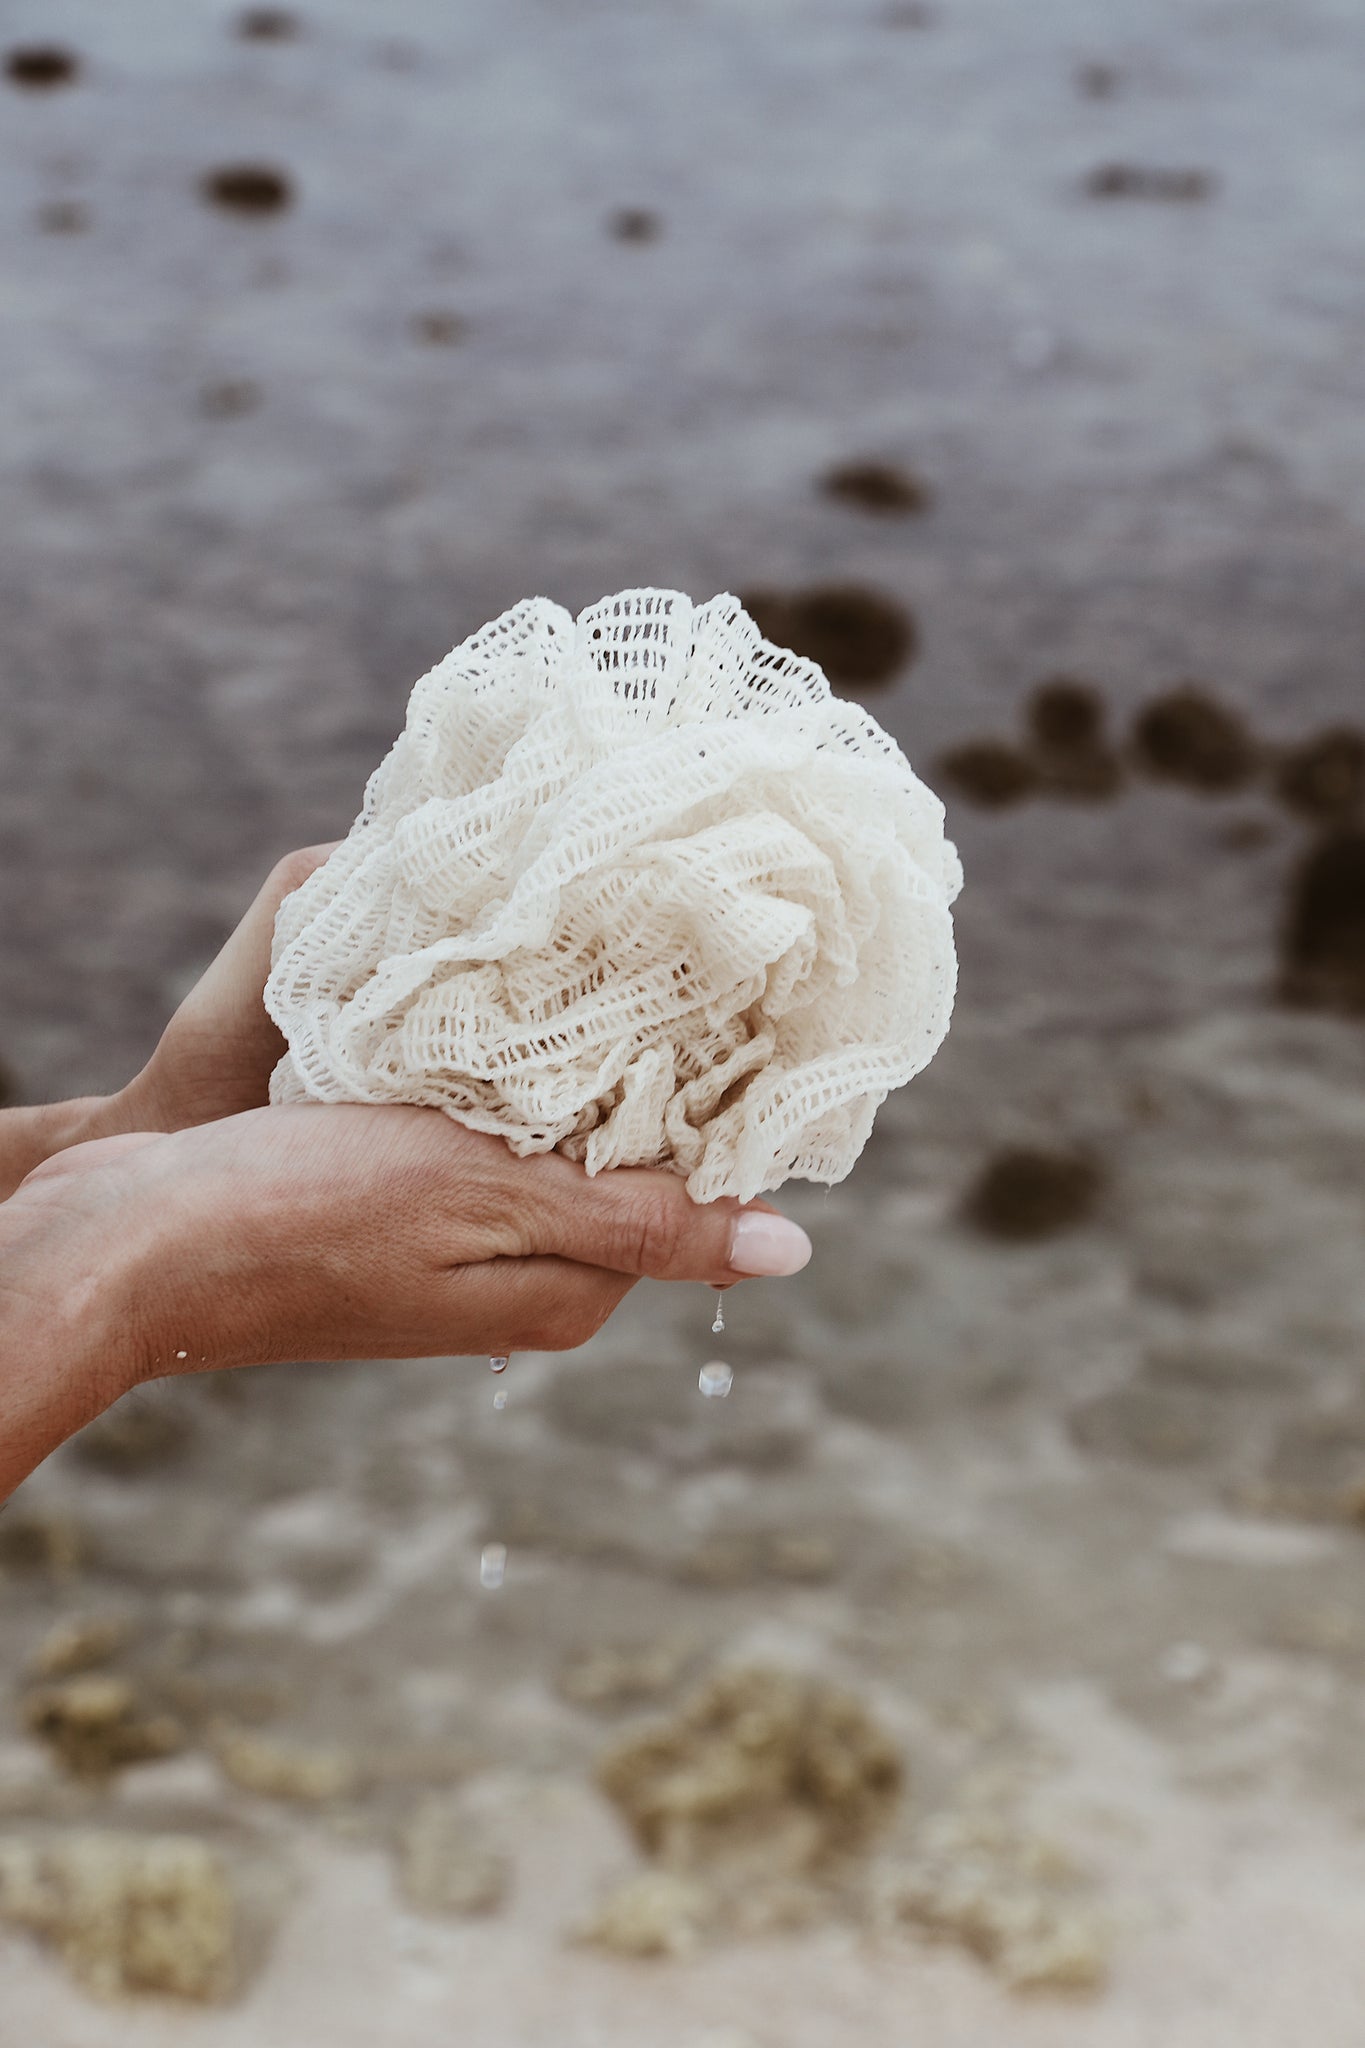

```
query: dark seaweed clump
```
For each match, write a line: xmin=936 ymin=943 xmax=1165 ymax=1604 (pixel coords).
xmin=72 ymin=1397 xmax=192 ymax=1473
xmin=1075 ymin=62 xmax=1120 ymax=99
xmin=963 ymin=1146 xmax=1103 ymax=1242
xmin=1274 ymin=727 xmax=1365 ymax=822
xmin=820 ymin=460 xmax=930 ymax=517
xmin=1279 ymin=829 xmax=1365 ymax=1016
xmin=1086 ymin=164 xmax=1214 ymax=202
xmin=237 ymin=7 xmax=300 ymax=38
xmin=937 ymin=739 xmax=1040 ymax=809
xmin=1027 ymin=677 xmax=1104 ymax=754
xmin=609 ymin=208 xmax=661 ymax=243
xmin=201 ymin=164 xmax=294 ymax=217
xmin=743 ymin=585 xmax=915 ymax=691
xmin=5 ymin=46 xmax=79 ymax=89
xmin=1131 ymin=685 xmax=1259 ymax=793
xmin=199 ymin=379 xmax=260 ymax=418
xmin=412 ymin=310 xmax=466 ymax=346
xmin=1026 ymin=676 xmax=1122 ymax=798
xmin=37 ymin=200 xmax=88 ymax=234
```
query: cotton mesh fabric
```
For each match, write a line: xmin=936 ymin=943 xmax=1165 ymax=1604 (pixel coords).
xmin=264 ymin=588 xmax=963 ymax=1203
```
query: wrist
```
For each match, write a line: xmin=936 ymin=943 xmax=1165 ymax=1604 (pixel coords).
xmin=0 ymin=1180 xmax=151 ymax=1499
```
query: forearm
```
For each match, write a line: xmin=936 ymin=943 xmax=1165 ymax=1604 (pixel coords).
xmin=0 ymin=1190 xmax=147 ymax=1500
xmin=0 ymin=1124 xmax=287 ymax=1498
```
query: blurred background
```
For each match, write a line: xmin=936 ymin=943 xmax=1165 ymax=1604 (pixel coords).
xmin=4 ymin=0 xmax=1365 ymax=2040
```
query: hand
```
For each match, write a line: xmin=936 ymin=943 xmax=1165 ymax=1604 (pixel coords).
xmin=1 ymin=1102 xmax=812 ymax=1497
xmin=116 ymin=842 xmax=343 ymax=1133
xmin=0 ymin=844 xmax=338 ymax=1199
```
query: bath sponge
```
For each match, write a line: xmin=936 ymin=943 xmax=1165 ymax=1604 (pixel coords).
xmin=264 ymin=588 xmax=961 ymax=1202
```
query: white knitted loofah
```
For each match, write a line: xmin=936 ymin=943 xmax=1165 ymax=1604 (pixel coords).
xmin=264 ymin=588 xmax=962 ymax=1203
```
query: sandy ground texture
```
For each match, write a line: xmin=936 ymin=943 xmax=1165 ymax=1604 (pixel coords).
xmin=4 ymin=0 xmax=1365 ymax=2040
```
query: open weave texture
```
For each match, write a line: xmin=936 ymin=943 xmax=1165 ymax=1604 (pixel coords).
xmin=264 ymin=589 xmax=962 ymax=1203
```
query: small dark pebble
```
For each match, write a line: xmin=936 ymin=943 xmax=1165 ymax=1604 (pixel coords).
xmin=201 ymin=163 xmax=293 ymax=217
xmin=199 ymin=379 xmax=260 ymax=419
xmin=937 ymin=739 xmax=1040 ymax=809
xmin=964 ymin=1146 xmax=1103 ymax=1242
xmin=5 ymin=45 xmax=79 ymax=89
xmin=1086 ymin=163 xmax=1215 ymax=202
xmin=1075 ymin=62 xmax=1121 ymax=99
xmin=37 ymin=199 xmax=88 ymax=234
xmin=1274 ymin=727 xmax=1365 ymax=822
xmin=608 ymin=207 xmax=662 ymax=244
xmin=1279 ymin=829 xmax=1365 ymax=1016
xmin=412 ymin=310 xmax=466 ymax=346
xmin=820 ymin=460 xmax=930 ymax=517
xmin=237 ymin=6 xmax=300 ymax=38
xmin=1131 ymin=684 xmax=1259 ymax=793
xmin=743 ymin=585 xmax=915 ymax=691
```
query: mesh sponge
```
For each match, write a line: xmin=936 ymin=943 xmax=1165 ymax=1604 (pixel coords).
xmin=264 ymin=589 xmax=962 ymax=1203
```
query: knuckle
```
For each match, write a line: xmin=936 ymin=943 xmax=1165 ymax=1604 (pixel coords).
xmin=271 ymin=844 xmax=332 ymax=898
xmin=620 ymin=1189 xmax=687 ymax=1278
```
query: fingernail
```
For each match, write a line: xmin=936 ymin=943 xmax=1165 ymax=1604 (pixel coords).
xmin=728 ymin=1210 xmax=813 ymax=1277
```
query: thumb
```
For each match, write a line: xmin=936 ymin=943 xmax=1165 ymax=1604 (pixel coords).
xmin=512 ymin=1157 xmax=814 ymax=1286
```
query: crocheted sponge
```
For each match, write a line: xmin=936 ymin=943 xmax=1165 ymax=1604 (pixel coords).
xmin=264 ymin=588 xmax=962 ymax=1203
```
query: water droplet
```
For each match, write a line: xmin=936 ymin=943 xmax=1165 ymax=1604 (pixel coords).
xmin=479 ymin=1542 xmax=507 ymax=1590
xmin=492 ymin=1386 xmax=508 ymax=1411
xmin=175 ymin=1349 xmax=187 ymax=1360
xmin=489 ymin=1355 xmax=509 ymax=1374
xmin=711 ymin=1289 xmax=725 ymax=1335
xmin=698 ymin=1359 xmax=734 ymax=1399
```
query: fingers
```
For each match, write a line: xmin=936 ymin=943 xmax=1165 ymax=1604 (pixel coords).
xmin=470 ymin=1255 xmax=638 ymax=1353
xmin=203 ymin=843 xmax=343 ymax=1009
xmin=348 ymin=1254 xmax=636 ymax=1361
xmin=494 ymin=1149 xmax=814 ymax=1288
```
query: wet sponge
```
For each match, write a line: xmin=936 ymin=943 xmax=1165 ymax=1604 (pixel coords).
xmin=264 ymin=588 xmax=961 ymax=1202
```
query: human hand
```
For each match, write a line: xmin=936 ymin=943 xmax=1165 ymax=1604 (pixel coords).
xmin=118 ymin=842 xmax=343 ymax=1133
xmin=0 ymin=845 xmax=338 ymax=1199
xmin=2 ymin=1101 xmax=812 ymax=1495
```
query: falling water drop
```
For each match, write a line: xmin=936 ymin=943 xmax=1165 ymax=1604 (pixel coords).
xmin=479 ymin=1542 xmax=507 ymax=1591
xmin=711 ymin=1290 xmax=725 ymax=1335
xmin=489 ymin=1355 xmax=509 ymax=1374
xmin=492 ymin=1386 xmax=508 ymax=1411
xmin=698 ymin=1359 xmax=734 ymax=1399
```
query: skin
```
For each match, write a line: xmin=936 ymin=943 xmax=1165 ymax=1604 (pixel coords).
xmin=0 ymin=846 xmax=796 ymax=1501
